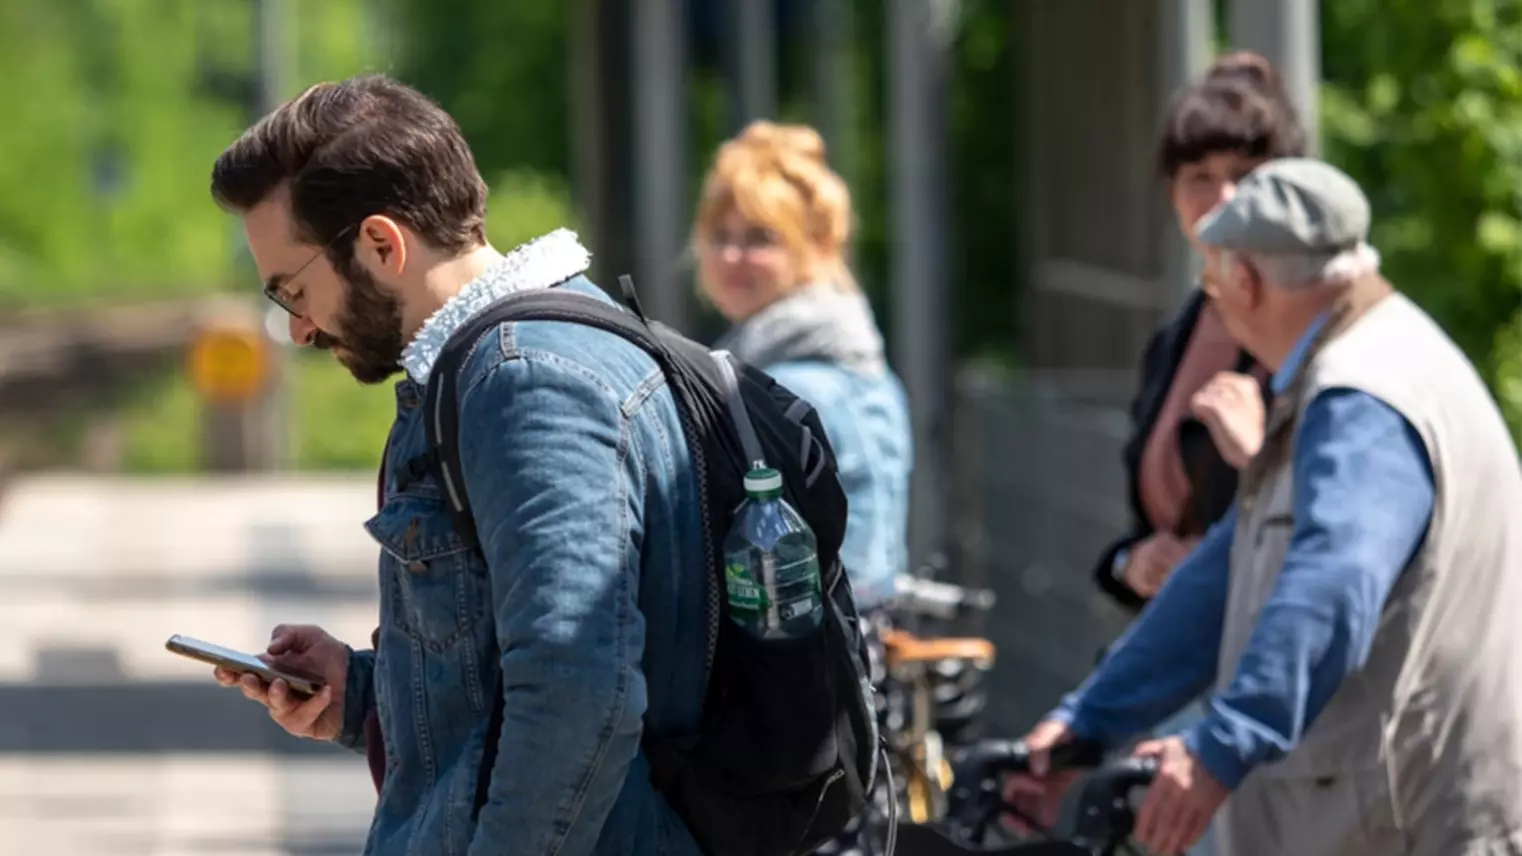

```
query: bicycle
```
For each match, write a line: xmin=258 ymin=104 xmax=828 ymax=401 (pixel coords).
xmin=814 ymin=565 xmax=999 ymax=856
xmin=881 ymin=570 xmax=1000 ymax=825
xmin=894 ymin=738 xmax=1158 ymax=856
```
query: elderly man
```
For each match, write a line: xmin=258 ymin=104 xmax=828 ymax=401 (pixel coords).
xmin=1010 ymin=158 xmax=1522 ymax=855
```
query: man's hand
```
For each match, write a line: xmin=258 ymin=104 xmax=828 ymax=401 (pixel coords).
xmin=1190 ymin=371 xmax=1265 ymax=470
xmin=1133 ymin=736 xmax=1229 ymax=855
xmin=1123 ymin=533 xmax=1198 ymax=598
xmin=1002 ymin=720 xmax=1084 ymax=832
xmin=214 ymin=624 xmax=349 ymax=741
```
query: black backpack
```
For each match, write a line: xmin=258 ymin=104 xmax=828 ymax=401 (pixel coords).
xmin=400 ymin=276 xmax=880 ymax=855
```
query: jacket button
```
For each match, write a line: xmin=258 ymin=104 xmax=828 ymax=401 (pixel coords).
xmin=405 ymin=560 xmax=428 ymax=573
xmin=1314 ymin=776 xmax=1337 ymax=788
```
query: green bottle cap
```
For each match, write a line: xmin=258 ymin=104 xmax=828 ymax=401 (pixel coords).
xmin=743 ymin=467 xmax=783 ymax=497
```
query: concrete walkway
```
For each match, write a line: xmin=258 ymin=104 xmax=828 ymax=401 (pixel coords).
xmin=0 ymin=475 xmax=383 ymax=855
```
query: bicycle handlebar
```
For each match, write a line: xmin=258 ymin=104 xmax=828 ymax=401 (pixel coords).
xmin=931 ymin=737 xmax=1158 ymax=854
xmin=893 ymin=574 xmax=998 ymax=620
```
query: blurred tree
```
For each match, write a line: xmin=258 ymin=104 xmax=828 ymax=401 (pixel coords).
xmin=0 ymin=0 xmax=370 ymax=307
xmin=1321 ymin=0 xmax=1522 ymax=434
xmin=390 ymin=0 xmax=570 ymax=182
xmin=1497 ymin=309 xmax=1522 ymax=444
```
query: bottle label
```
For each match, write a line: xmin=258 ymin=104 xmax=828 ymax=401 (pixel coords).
xmin=777 ymin=594 xmax=821 ymax=622
xmin=726 ymin=563 xmax=766 ymax=613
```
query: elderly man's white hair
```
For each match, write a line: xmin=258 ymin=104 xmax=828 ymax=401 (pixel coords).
xmin=1226 ymin=242 xmax=1383 ymax=290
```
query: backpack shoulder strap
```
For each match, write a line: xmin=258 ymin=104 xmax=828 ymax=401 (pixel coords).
xmin=419 ymin=287 xmax=671 ymax=554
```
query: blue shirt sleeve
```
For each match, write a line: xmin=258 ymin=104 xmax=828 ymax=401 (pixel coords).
xmin=1056 ymin=509 xmax=1235 ymax=744
xmin=1184 ymin=388 xmax=1435 ymax=789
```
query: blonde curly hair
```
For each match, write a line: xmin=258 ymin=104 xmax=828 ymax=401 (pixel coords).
xmin=692 ymin=120 xmax=857 ymax=296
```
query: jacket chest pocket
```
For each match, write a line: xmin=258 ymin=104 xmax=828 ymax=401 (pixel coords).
xmin=366 ymin=489 xmax=486 ymax=651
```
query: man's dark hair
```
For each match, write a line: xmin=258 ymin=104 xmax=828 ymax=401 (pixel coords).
xmin=211 ymin=74 xmax=488 ymax=263
xmin=1155 ymin=51 xmax=1308 ymax=179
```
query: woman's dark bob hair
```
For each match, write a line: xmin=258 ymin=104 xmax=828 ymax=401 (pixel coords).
xmin=1155 ymin=51 xmax=1309 ymax=179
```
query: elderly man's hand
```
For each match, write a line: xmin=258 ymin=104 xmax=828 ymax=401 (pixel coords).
xmin=1133 ymin=736 xmax=1229 ymax=855
xmin=1191 ymin=371 xmax=1265 ymax=470
xmin=1001 ymin=720 xmax=1084 ymax=833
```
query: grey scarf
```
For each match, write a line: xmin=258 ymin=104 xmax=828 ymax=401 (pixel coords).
xmin=715 ymin=283 xmax=887 ymax=375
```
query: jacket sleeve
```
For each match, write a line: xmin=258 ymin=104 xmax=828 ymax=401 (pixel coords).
xmin=1184 ymin=389 xmax=1434 ymax=789
xmin=1091 ymin=322 xmax=1171 ymax=612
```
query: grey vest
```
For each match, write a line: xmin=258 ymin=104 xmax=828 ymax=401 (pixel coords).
xmin=1216 ymin=280 xmax=1522 ymax=856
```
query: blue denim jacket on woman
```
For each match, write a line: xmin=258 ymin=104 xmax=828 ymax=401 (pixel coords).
xmin=715 ymin=282 xmax=913 ymax=609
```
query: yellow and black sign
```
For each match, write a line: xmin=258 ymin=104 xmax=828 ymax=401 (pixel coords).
xmin=187 ymin=326 xmax=270 ymax=405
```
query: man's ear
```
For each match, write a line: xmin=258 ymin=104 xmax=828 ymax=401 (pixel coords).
xmin=1235 ymin=256 xmax=1265 ymax=310
xmin=356 ymin=214 xmax=408 ymax=275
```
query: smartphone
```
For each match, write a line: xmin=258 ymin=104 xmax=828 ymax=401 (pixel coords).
xmin=166 ymin=634 xmax=326 ymax=698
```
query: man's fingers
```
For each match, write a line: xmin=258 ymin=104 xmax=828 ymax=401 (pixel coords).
xmin=1003 ymin=775 xmax=1045 ymax=798
xmin=267 ymin=623 xmax=318 ymax=655
xmin=213 ymin=667 xmax=239 ymax=687
xmin=238 ymin=672 xmax=272 ymax=704
xmin=1148 ymin=779 xmax=1191 ymax=855
xmin=1134 ymin=777 xmax=1169 ymax=849
xmin=269 ymin=683 xmax=333 ymax=737
xmin=1162 ymin=805 xmax=1205 ymax=856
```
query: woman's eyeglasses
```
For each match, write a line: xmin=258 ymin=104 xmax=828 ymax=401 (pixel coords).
xmin=705 ymin=226 xmax=778 ymax=253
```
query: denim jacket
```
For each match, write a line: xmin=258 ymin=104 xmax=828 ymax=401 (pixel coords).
xmin=336 ymin=231 xmax=710 ymax=856
xmin=714 ymin=283 xmax=913 ymax=608
xmin=764 ymin=362 xmax=912 ymax=607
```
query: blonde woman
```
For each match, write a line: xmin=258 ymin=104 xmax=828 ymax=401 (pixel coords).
xmin=693 ymin=121 xmax=912 ymax=617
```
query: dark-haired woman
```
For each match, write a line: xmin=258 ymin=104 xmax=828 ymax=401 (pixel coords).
xmin=1090 ymin=51 xmax=1309 ymax=856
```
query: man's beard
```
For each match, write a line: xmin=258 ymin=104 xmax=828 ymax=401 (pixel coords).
xmin=313 ymin=262 xmax=407 ymax=385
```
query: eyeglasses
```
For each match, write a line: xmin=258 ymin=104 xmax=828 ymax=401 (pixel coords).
xmin=262 ymin=225 xmax=356 ymax=317
xmin=705 ymin=225 xmax=779 ymax=253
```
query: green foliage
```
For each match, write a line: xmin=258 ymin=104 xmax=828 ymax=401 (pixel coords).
xmin=1496 ymin=307 xmax=1522 ymax=445
xmin=391 ymin=0 xmax=570 ymax=181
xmin=0 ymin=0 xmax=372 ymax=309
xmin=483 ymin=169 xmax=581 ymax=251
xmin=1321 ymin=0 xmax=1522 ymax=435
xmin=120 ymin=350 xmax=394 ymax=473
xmin=947 ymin=1 xmax=1019 ymax=359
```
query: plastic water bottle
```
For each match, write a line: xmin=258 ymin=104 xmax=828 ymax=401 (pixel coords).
xmin=723 ymin=466 xmax=825 ymax=639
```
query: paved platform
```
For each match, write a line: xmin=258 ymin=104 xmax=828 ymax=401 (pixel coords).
xmin=0 ymin=475 xmax=384 ymax=855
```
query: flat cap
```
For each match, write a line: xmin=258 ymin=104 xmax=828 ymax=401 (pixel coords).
xmin=1195 ymin=158 xmax=1370 ymax=255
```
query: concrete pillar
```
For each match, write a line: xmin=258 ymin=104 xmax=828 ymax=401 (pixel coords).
xmin=887 ymin=0 xmax=954 ymax=567
xmin=569 ymin=0 xmax=605 ymax=260
xmin=207 ymin=0 xmax=294 ymax=473
xmin=1160 ymin=0 xmax=1217 ymax=302
xmin=730 ymin=0 xmax=777 ymax=128
xmin=631 ymin=0 xmax=690 ymax=332
xmin=1230 ymin=0 xmax=1321 ymax=152
xmin=813 ymin=0 xmax=855 ymax=248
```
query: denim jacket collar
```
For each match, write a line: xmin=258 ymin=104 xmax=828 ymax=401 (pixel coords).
xmin=400 ymin=228 xmax=592 ymax=385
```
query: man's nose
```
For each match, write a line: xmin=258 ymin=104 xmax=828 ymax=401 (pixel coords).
xmin=288 ymin=314 xmax=317 ymax=346
xmin=1219 ymin=181 xmax=1238 ymax=205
